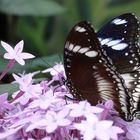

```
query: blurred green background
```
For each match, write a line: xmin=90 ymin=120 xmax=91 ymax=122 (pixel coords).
xmin=0 ymin=0 xmax=140 ymax=82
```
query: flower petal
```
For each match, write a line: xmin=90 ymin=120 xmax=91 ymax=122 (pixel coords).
xmin=1 ymin=41 xmax=14 ymax=53
xmin=74 ymin=122 xmax=88 ymax=131
xmin=14 ymin=40 xmax=24 ymax=53
xmin=46 ymin=123 xmax=57 ymax=133
xmin=96 ymin=131 xmax=110 ymax=140
xmin=15 ymin=57 xmax=25 ymax=65
xmin=92 ymin=106 xmax=103 ymax=113
xmin=0 ymin=92 xmax=8 ymax=103
xmin=21 ymin=53 xmax=35 ymax=59
xmin=84 ymin=130 xmax=96 ymax=140
xmin=58 ymin=108 xmax=69 ymax=118
xmin=110 ymin=126 xmax=124 ymax=139
xmin=97 ymin=121 xmax=113 ymax=129
xmin=40 ymin=101 xmax=50 ymax=109
xmin=4 ymin=53 xmax=14 ymax=59
xmin=12 ymin=73 xmax=22 ymax=84
xmin=70 ymin=109 xmax=82 ymax=117
xmin=58 ymin=119 xmax=71 ymax=126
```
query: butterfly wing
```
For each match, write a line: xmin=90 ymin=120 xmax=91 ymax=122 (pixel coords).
xmin=98 ymin=13 xmax=140 ymax=73
xmin=64 ymin=21 xmax=131 ymax=120
xmin=97 ymin=13 xmax=140 ymax=116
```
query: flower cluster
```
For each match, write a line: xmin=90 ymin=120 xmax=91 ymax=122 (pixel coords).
xmin=0 ymin=41 xmax=140 ymax=140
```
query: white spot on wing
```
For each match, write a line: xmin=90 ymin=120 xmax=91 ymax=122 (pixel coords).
xmin=121 ymin=73 xmax=134 ymax=89
xmin=125 ymin=53 xmax=128 ymax=56
xmin=112 ymin=43 xmax=128 ymax=50
xmin=78 ymin=47 xmax=89 ymax=53
xmin=98 ymin=37 xmax=102 ymax=41
xmin=112 ymin=18 xmax=128 ymax=25
xmin=85 ymin=51 xmax=98 ymax=57
xmin=73 ymin=45 xmax=81 ymax=52
xmin=69 ymin=43 xmax=74 ymax=50
xmin=101 ymin=38 xmax=111 ymax=45
xmin=92 ymin=66 xmax=97 ymax=69
xmin=75 ymin=26 xmax=86 ymax=32
xmin=107 ymin=40 xmax=122 ymax=47
xmin=129 ymin=60 xmax=133 ymax=64
xmin=79 ymin=28 xmax=86 ymax=32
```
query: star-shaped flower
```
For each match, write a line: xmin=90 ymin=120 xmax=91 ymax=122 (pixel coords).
xmin=12 ymin=73 xmax=43 ymax=105
xmin=1 ymin=40 xmax=35 ymax=65
xmin=74 ymin=114 xmax=124 ymax=140
xmin=67 ymin=101 xmax=103 ymax=117
xmin=12 ymin=73 xmax=33 ymax=89
xmin=26 ymin=109 xmax=71 ymax=133
xmin=28 ymin=89 xmax=62 ymax=109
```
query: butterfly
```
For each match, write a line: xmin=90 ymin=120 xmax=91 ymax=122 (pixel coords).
xmin=64 ymin=19 xmax=132 ymax=121
xmin=97 ymin=13 xmax=140 ymax=116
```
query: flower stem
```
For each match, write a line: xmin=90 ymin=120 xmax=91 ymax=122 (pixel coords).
xmin=0 ymin=59 xmax=15 ymax=81
xmin=9 ymin=90 xmax=24 ymax=103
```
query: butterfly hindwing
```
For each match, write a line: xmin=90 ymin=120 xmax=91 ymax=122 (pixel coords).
xmin=64 ymin=21 xmax=132 ymax=120
xmin=97 ymin=13 xmax=140 ymax=116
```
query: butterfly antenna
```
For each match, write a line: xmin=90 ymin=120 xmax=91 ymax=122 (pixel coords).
xmin=39 ymin=55 xmax=65 ymax=78
xmin=25 ymin=45 xmax=65 ymax=81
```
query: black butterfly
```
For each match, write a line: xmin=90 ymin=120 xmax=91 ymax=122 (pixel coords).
xmin=64 ymin=20 xmax=132 ymax=121
xmin=97 ymin=13 xmax=140 ymax=116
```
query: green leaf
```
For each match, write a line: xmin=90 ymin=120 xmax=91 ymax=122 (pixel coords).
xmin=0 ymin=83 xmax=19 ymax=95
xmin=0 ymin=0 xmax=65 ymax=16
xmin=33 ymin=77 xmax=47 ymax=83
xmin=106 ymin=1 xmax=140 ymax=17
xmin=29 ymin=54 xmax=63 ymax=68
xmin=0 ymin=59 xmax=6 ymax=73
xmin=0 ymin=54 xmax=62 ymax=74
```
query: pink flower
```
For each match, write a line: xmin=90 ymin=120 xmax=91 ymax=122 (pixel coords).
xmin=45 ymin=109 xmax=71 ymax=133
xmin=12 ymin=73 xmax=43 ymax=105
xmin=12 ymin=73 xmax=33 ymax=89
xmin=1 ymin=40 xmax=35 ymax=65
xmin=28 ymin=89 xmax=62 ymax=109
xmin=0 ymin=59 xmax=139 ymax=140
xmin=0 ymin=126 xmax=22 ymax=139
xmin=27 ymin=109 xmax=71 ymax=133
xmin=42 ymin=63 xmax=66 ymax=80
xmin=67 ymin=101 xmax=103 ymax=117
xmin=104 ymin=100 xmax=114 ymax=109
xmin=10 ymin=110 xmax=43 ymax=130
xmin=97 ymin=100 xmax=115 ymax=120
xmin=126 ymin=119 xmax=140 ymax=140
xmin=0 ymin=92 xmax=13 ymax=114
xmin=74 ymin=114 xmax=124 ymax=140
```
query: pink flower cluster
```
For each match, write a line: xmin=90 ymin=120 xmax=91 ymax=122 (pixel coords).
xmin=0 ymin=41 xmax=140 ymax=140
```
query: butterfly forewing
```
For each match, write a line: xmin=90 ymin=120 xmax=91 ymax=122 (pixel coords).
xmin=98 ymin=13 xmax=140 ymax=73
xmin=97 ymin=13 xmax=140 ymax=117
xmin=64 ymin=21 xmax=132 ymax=120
